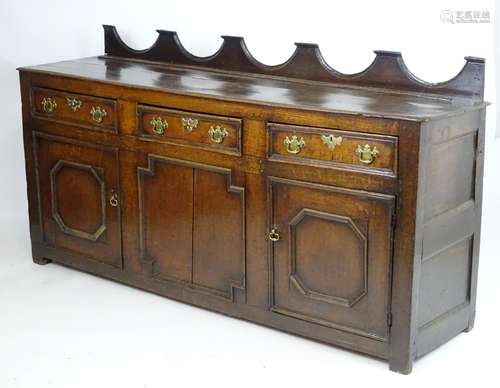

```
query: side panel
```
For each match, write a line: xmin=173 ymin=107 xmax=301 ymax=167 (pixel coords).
xmin=416 ymin=109 xmax=485 ymax=357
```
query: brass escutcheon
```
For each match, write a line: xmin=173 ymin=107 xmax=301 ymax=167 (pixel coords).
xmin=41 ymin=97 xmax=57 ymax=113
xmin=66 ymin=97 xmax=82 ymax=112
xmin=181 ymin=117 xmax=199 ymax=132
xmin=109 ymin=191 xmax=119 ymax=207
xmin=208 ymin=125 xmax=228 ymax=144
xmin=268 ymin=227 xmax=280 ymax=242
xmin=356 ymin=144 xmax=380 ymax=164
xmin=150 ymin=117 xmax=168 ymax=135
xmin=90 ymin=106 xmax=107 ymax=124
xmin=321 ymin=134 xmax=343 ymax=150
xmin=283 ymin=135 xmax=305 ymax=154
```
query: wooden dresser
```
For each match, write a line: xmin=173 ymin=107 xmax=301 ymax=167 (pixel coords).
xmin=18 ymin=25 xmax=487 ymax=373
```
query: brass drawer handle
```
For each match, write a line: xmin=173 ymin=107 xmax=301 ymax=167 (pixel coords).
xmin=284 ymin=135 xmax=305 ymax=154
xmin=181 ymin=117 xmax=198 ymax=132
xmin=66 ymin=97 xmax=82 ymax=112
xmin=41 ymin=97 xmax=57 ymax=113
xmin=150 ymin=117 xmax=168 ymax=135
xmin=268 ymin=227 xmax=280 ymax=242
xmin=208 ymin=125 xmax=228 ymax=144
xmin=90 ymin=106 xmax=107 ymax=124
xmin=321 ymin=134 xmax=342 ymax=150
xmin=109 ymin=191 xmax=119 ymax=207
xmin=356 ymin=144 xmax=380 ymax=164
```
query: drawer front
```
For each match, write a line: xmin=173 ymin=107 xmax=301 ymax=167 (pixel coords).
xmin=138 ymin=105 xmax=242 ymax=156
xmin=268 ymin=123 xmax=398 ymax=176
xmin=31 ymin=87 xmax=117 ymax=132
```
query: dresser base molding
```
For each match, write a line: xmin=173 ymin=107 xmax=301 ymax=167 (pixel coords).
xmin=19 ymin=26 xmax=486 ymax=374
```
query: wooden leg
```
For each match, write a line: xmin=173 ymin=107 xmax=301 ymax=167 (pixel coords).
xmin=33 ymin=256 xmax=51 ymax=265
xmin=389 ymin=355 xmax=413 ymax=374
xmin=464 ymin=311 xmax=476 ymax=333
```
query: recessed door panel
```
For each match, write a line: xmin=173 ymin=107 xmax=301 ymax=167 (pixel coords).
xmin=138 ymin=160 xmax=193 ymax=282
xmin=269 ymin=177 xmax=395 ymax=341
xmin=138 ymin=155 xmax=245 ymax=301
xmin=291 ymin=210 xmax=367 ymax=307
xmin=193 ymin=168 xmax=245 ymax=298
xmin=33 ymin=132 xmax=121 ymax=267
xmin=51 ymin=160 xmax=107 ymax=241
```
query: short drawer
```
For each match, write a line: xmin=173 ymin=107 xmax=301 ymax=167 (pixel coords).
xmin=30 ymin=87 xmax=117 ymax=132
xmin=137 ymin=105 xmax=242 ymax=156
xmin=268 ymin=123 xmax=398 ymax=176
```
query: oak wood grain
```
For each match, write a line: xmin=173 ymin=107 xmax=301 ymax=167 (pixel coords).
xmin=18 ymin=28 xmax=487 ymax=374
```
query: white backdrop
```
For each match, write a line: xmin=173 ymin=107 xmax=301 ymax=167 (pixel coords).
xmin=0 ymin=0 xmax=499 ymax=387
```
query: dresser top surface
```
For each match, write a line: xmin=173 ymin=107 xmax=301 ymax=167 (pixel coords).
xmin=20 ymin=56 xmax=486 ymax=121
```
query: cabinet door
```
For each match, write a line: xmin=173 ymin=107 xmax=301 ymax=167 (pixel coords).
xmin=33 ymin=132 xmax=122 ymax=268
xmin=269 ymin=177 xmax=395 ymax=341
xmin=138 ymin=155 xmax=245 ymax=301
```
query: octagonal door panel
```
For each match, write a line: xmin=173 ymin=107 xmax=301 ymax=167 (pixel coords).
xmin=269 ymin=177 xmax=395 ymax=341
xmin=33 ymin=132 xmax=121 ymax=268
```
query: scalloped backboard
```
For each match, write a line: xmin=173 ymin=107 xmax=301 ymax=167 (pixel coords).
xmin=102 ymin=25 xmax=485 ymax=100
